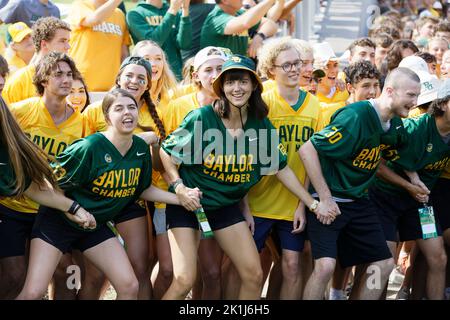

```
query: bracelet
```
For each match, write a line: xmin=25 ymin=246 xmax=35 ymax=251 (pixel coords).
xmin=171 ymin=178 xmax=184 ymax=192
xmin=68 ymin=201 xmax=81 ymax=215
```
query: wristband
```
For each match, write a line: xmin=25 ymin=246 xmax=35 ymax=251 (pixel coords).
xmin=171 ymin=178 xmax=184 ymax=191
xmin=68 ymin=201 xmax=81 ymax=215
xmin=256 ymin=32 xmax=266 ymax=41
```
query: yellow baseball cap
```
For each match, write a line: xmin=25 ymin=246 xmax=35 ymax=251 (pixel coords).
xmin=8 ymin=22 xmax=32 ymax=43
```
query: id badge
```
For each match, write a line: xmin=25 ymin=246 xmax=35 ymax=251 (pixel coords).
xmin=418 ymin=205 xmax=438 ymax=239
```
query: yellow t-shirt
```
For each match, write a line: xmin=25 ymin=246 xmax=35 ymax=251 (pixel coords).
xmin=172 ymin=83 xmax=197 ymax=99
xmin=69 ymin=0 xmax=131 ymax=91
xmin=316 ymin=101 xmax=347 ymax=131
xmin=0 ymin=97 xmax=89 ymax=214
xmin=162 ymin=92 xmax=199 ymax=135
xmin=4 ymin=48 xmax=27 ymax=75
xmin=2 ymin=64 xmax=36 ymax=104
xmin=316 ymin=87 xmax=349 ymax=105
xmin=263 ymin=79 xmax=276 ymax=92
xmin=248 ymin=86 xmax=320 ymax=221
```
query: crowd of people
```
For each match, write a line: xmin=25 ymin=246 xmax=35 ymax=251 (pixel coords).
xmin=0 ymin=0 xmax=448 ymax=301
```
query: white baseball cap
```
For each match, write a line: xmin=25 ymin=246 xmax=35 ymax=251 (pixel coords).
xmin=313 ymin=42 xmax=338 ymax=69
xmin=193 ymin=47 xmax=227 ymax=72
xmin=398 ymin=56 xmax=429 ymax=75
xmin=398 ymin=56 xmax=441 ymax=106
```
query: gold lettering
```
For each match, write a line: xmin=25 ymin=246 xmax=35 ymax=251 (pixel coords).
xmin=103 ymin=171 xmax=115 ymax=188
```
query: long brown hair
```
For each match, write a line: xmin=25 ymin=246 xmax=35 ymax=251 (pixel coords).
xmin=0 ymin=98 xmax=57 ymax=196
xmin=214 ymin=69 xmax=268 ymax=120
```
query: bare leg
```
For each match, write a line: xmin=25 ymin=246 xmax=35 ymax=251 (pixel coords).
xmin=303 ymin=257 xmax=336 ymax=300
xmin=214 ymin=222 xmax=263 ymax=300
xmin=116 ymin=216 xmax=151 ymax=299
xmin=16 ymin=238 xmax=63 ymax=300
xmin=279 ymin=249 xmax=301 ymax=299
xmin=0 ymin=255 xmax=28 ymax=299
xmin=197 ymin=238 xmax=223 ymax=299
xmin=153 ymin=233 xmax=173 ymax=299
xmin=162 ymin=228 xmax=200 ymax=300
xmin=83 ymin=238 xmax=139 ymax=300
xmin=416 ymin=236 xmax=447 ymax=300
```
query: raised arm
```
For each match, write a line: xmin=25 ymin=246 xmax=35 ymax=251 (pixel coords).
xmin=80 ymin=0 xmax=122 ymax=27
xmin=224 ymin=0 xmax=276 ymax=35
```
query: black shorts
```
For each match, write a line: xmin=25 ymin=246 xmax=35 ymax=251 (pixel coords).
xmin=432 ymin=178 xmax=450 ymax=232
xmin=307 ymin=197 xmax=392 ymax=268
xmin=370 ymin=187 xmax=442 ymax=242
xmin=166 ymin=202 xmax=245 ymax=231
xmin=0 ymin=204 xmax=35 ymax=258
xmin=31 ymin=206 xmax=115 ymax=254
xmin=113 ymin=199 xmax=148 ymax=224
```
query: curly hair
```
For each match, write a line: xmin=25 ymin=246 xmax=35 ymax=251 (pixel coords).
xmin=257 ymin=37 xmax=299 ymax=80
xmin=429 ymin=96 xmax=450 ymax=117
xmin=33 ymin=52 xmax=81 ymax=96
xmin=344 ymin=60 xmax=381 ymax=85
xmin=32 ymin=17 xmax=70 ymax=52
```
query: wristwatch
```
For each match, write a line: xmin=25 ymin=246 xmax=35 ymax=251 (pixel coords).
xmin=309 ymin=200 xmax=319 ymax=213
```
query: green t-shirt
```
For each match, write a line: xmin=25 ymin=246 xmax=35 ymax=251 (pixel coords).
xmin=126 ymin=2 xmax=192 ymax=80
xmin=162 ymin=105 xmax=288 ymax=211
xmin=0 ymin=145 xmax=31 ymax=197
xmin=375 ymin=114 xmax=450 ymax=195
xmin=181 ymin=3 xmax=215 ymax=62
xmin=310 ymin=101 xmax=406 ymax=199
xmin=54 ymin=133 xmax=152 ymax=231
xmin=200 ymin=5 xmax=259 ymax=56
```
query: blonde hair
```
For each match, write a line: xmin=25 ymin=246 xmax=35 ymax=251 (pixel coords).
xmin=428 ymin=36 xmax=449 ymax=49
xmin=257 ymin=37 xmax=300 ymax=80
xmin=291 ymin=39 xmax=314 ymax=59
xmin=132 ymin=40 xmax=178 ymax=104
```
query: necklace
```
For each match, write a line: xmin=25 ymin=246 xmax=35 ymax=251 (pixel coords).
xmin=54 ymin=105 xmax=68 ymax=125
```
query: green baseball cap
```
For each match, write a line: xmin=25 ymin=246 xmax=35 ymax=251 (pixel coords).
xmin=213 ymin=54 xmax=263 ymax=97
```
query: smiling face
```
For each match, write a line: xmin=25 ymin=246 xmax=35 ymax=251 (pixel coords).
xmin=136 ymin=45 xmax=164 ymax=82
xmin=323 ymin=60 xmax=339 ymax=88
xmin=105 ymin=96 xmax=139 ymax=134
xmin=389 ymin=81 xmax=421 ymax=117
xmin=270 ymin=48 xmax=301 ymax=89
xmin=349 ymin=78 xmax=380 ymax=101
xmin=118 ymin=64 xmax=149 ymax=101
xmin=222 ymin=70 xmax=255 ymax=108
xmin=428 ymin=39 xmax=448 ymax=64
xmin=66 ymin=79 xmax=87 ymax=110
xmin=440 ymin=50 xmax=450 ymax=78
xmin=298 ymin=52 xmax=314 ymax=87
